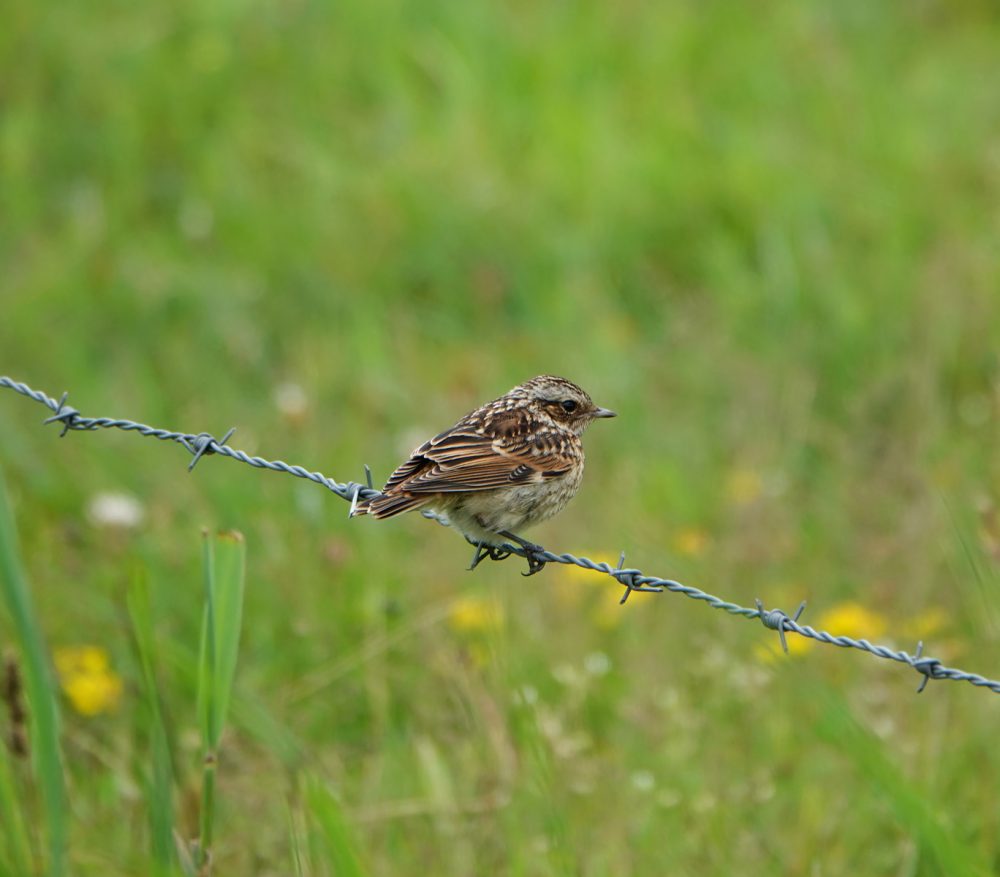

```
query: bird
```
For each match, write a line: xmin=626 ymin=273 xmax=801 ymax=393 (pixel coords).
xmin=352 ymin=375 xmax=616 ymax=575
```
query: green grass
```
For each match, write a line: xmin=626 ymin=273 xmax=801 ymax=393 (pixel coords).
xmin=195 ymin=530 xmax=246 ymax=871
xmin=2 ymin=0 xmax=1000 ymax=873
xmin=0 ymin=471 xmax=68 ymax=876
xmin=126 ymin=568 xmax=177 ymax=876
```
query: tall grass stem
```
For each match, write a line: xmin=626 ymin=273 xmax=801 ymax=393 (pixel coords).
xmin=194 ymin=530 xmax=246 ymax=872
xmin=0 ymin=469 xmax=67 ymax=876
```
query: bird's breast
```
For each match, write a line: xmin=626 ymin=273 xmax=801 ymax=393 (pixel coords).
xmin=447 ymin=464 xmax=585 ymax=535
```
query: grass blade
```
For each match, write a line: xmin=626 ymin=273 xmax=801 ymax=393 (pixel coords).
xmin=304 ymin=776 xmax=366 ymax=877
xmin=0 ymin=739 xmax=33 ymax=875
xmin=287 ymin=801 xmax=309 ymax=877
xmin=126 ymin=568 xmax=178 ymax=875
xmin=194 ymin=530 xmax=246 ymax=871
xmin=0 ymin=469 xmax=67 ymax=877
xmin=197 ymin=531 xmax=246 ymax=750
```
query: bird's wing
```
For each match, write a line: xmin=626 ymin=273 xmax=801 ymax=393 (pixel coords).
xmin=382 ymin=420 xmax=575 ymax=495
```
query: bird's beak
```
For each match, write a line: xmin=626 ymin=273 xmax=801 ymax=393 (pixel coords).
xmin=593 ymin=407 xmax=617 ymax=419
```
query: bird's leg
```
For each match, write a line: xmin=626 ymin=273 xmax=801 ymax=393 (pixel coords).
xmin=468 ymin=541 xmax=511 ymax=571
xmin=497 ymin=530 xmax=548 ymax=577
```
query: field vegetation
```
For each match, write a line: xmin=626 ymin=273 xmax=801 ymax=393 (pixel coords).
xmin=2 ymin=1 xmax=999 ymax=874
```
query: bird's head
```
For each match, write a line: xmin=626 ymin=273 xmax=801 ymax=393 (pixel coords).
xmin=515 ymin=375 xmax=616 ymax=436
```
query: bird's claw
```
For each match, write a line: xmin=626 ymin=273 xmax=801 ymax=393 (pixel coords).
xmin=520 ymin=550 xmax=547 ymax=577
xmin=468 ymin=535 xmax=546 ymax=576
xmin=469 ymin=543 xmax=512 ymax=570
xmin=492 ymin=530 xmax=548 ymax=576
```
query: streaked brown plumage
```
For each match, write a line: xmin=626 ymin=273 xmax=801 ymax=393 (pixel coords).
xmin=353 ymin=376 xmax=615 ymax=571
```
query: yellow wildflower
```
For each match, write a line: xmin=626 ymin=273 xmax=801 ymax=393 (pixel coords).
xmin=53 ymin=646 xmax=123 ymax=717
xmin=448 ymin=596 xmax=505 ymax=634
xmin=817 ymin=601 xmax=887 ymax=640
xmin=672 ymin=527 xmax=710 ymax=558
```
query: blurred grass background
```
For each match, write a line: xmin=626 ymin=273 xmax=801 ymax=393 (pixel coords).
xmin=2 ymin=0 xmax=1000 ymax=873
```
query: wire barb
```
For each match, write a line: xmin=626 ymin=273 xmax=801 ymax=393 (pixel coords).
xmin=755 ymin=599 xmax=807 ymax=655
xmin=186 ymin=427 xmax=236 ymax=472
xmin=614 ymin=551 xmax=638 ymax=604
xmin=347 ymin=466 xmax=377 ymax=518
xmin=911 ymin=641 xmax=942 ymax=694
xmin=42 ymin=391 xmax=81 ymax=437
xmin=3 ymin=373 xmax=1000 ymax=697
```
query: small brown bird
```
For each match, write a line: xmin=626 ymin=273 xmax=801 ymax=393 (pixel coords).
xmin=353 ymin=375 xmax=616 ymax=574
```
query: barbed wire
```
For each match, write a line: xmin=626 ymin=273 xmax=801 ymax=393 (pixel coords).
xmin=2 ymin=374 xmax=998 ymax=696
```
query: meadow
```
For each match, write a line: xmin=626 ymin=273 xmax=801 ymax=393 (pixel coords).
xmin=1 ymin=1 xmax=999 ymax=874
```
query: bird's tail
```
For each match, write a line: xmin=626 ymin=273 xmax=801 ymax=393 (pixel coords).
xmin=352 ymin=491 xmax=429 ymax=519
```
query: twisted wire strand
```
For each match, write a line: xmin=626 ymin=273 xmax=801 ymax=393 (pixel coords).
xmin=2 ymin=374 xmax=997 ymax=695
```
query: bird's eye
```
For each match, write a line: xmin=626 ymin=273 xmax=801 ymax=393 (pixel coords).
xmin=561 ymin=399 xmax=577 ymax=413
